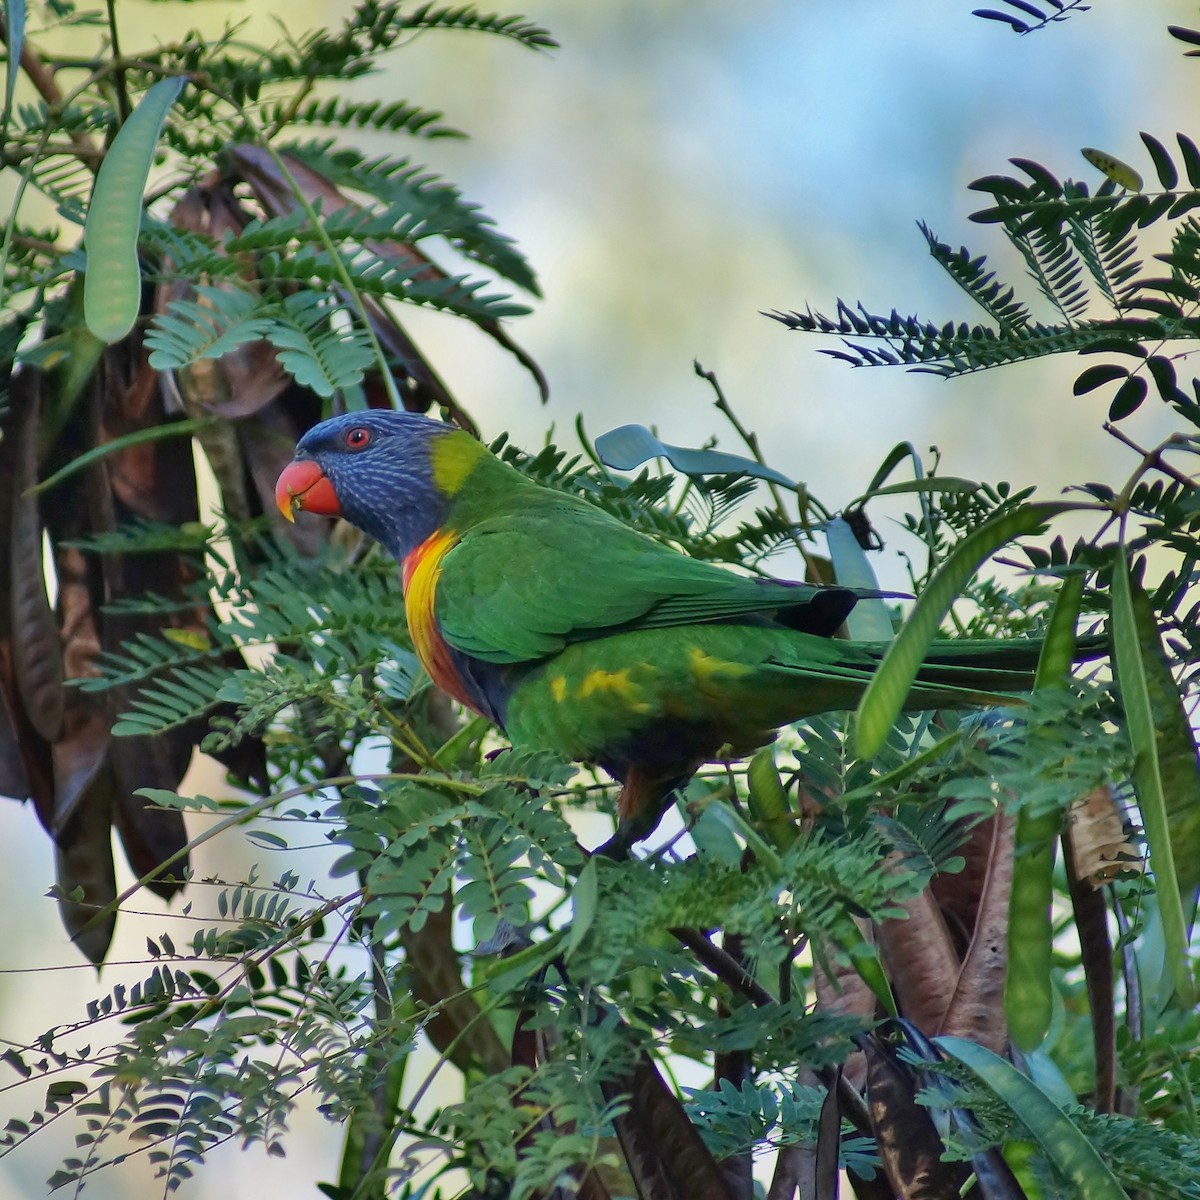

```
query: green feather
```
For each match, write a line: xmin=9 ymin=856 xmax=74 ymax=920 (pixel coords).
xmin=438 ymin=471 xmax=860 ymax=663
xmin=501 ymin=622 xmax=1032 ymax=774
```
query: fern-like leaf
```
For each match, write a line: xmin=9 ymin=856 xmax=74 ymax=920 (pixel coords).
xmin=921 ymin=222 xmax=1030 ymax=332
xmin=144 ymin=286 xmax=275 ymax=370
xmin=265 ymin=97 xmax=465 ymax=139
xmin=263 ymin=291 xmax=375 ymax=398
xmin=973 ymin=0 xmax=1092 ymax=35
xmin=398 ymin=4 xmax=558 ymax=50
xmin=290 ymin=143 xmax=540 ymax=294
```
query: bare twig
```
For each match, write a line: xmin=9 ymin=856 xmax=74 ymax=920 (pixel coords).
xmin=1105 ymin=423 xmax=1197 ymax=495
xmin=670 ymin=925 xmax=776 ymax=1006
xmin=694 ymin=360 xmax=829 ymax=569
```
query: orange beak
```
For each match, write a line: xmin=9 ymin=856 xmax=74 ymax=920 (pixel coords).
xmin=275 ymin=459 xmax=342 ymax=522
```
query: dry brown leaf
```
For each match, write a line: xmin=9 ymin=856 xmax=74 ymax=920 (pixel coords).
xmin=866 ymin=1035 xmax=973 ymax=1200
xmin=9 ymin=376 xmax=65 ymax=743
xmin=938 ymin=812 xmax=1014 ymax=1055
xmin=928 ymin=815 xmax=999 ymax=955
xmin=1067 ymin=783 xmax=1141 ymax=886
xmin=602 ymin=1052 xmax=736 ymax=1200
xmin=54 ymin=760 xmax=119 ymax=966
xmin=876 ymin=867 xmax=959 ymax=1038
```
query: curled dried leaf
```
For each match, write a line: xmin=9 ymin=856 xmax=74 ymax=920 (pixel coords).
xmin=9 ymin=377 xmax=65 ymax=743
xmin=54 ymin=764 xmax=118 ymax=966
xmin=1066 ymin=784 xmax=1142 ymax=886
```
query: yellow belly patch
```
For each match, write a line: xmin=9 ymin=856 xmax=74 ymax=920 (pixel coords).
xmin=576 ymin=666 xmax=654 ymax=713
xmin=579 ymin=667 xmax=635 ymax=698
xmin=689 ymin=646 xmax=751 ymax=681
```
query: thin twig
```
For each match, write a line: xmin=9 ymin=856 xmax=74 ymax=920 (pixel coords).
xmin=694 ymin=361 xmax=829 ymax=568
xmin=104 ymin=0 xmax=130 ymax=123
xmin=670 ymin=925 xmax=776 ymax=1006
xmin=1104 ymin=422 xmax=1197 ymax=492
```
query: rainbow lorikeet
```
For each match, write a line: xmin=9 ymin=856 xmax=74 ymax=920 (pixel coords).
xmin=276 ymin=411 xmax=1038 ymax=852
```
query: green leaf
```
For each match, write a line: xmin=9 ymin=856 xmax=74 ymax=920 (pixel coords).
xmin=1111 ymin=547 xmax=1197 ymax=1007
xmin=29 ymin=417 xmax=214 ymax=496
xmin=1007 ymin=573 xmax=1083 ymax=1051
xmin=825 ymin=516 xmax=893 ymax=641
xmin=1178 ymin=133 xmax=1200 ymax=188
xmin=1108 ymin=375 xmax=1148 ymax=420
xmin=705 ymin=801 xmax=784 ymax=874
xmin=245 ymin=831 xmax=289 ymax=850
xmin=854 ymin=501 xmax=1079 ymax=758
xmin=83 ymin=77 xmax=185 ymax=342
xmin=746 ymin=747 xmax=796 ymax=851
xmin=595 ymin=423 xmax=796 ymax=487
xmin=1145 ymin=355 xmax=1189 ymax=406
xmin=1073 ymin=363 xmax=1129 ymax=395
xmin=864 ymin=441 xmax=923 ymax=494
xmin=1032 ymin=573 xmax=1086 ymax=693
xmin=844 ymin=477 xmax=982 ymax=507
xmin=935 ymin=1037 xmax=1132 ymax=1200
xmin=1126 ymin=581 xmax=1200 ymax=908
xmin=564 ymin=857 xmax=598 ymax=961
xmin=1139 ymin=132 xmax=1178 ymax=190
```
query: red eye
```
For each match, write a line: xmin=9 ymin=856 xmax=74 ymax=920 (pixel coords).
xmin=345 ymin=427 xmax=371 ymax=450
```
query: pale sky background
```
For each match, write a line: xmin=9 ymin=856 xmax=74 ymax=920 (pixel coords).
xmin=1 ymin=2 xmax=1197 ymax=1195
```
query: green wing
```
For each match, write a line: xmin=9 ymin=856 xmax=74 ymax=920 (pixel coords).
xmin=434 ymin=495 xmax=866 ymax=664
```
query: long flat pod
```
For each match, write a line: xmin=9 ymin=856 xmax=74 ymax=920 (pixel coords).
xmin=84 ymin=76 xmax=185 ymax=343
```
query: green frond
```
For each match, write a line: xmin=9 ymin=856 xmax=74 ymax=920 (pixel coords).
xmin=457 ymin=817 xmax=535 ymax=941
xmin=262 ymin=291 xmax=376 ymax=398
xmin=264 ymin=97 xmax=465 ymax=140
xmin=921 ymin=222 xmax=1030 ymax=332
xmin=63 ymin=517 xmax=216 ymax=555
xmin=252 ymin=244 xmax=529 ymax=320
xmin=360 ymin=824 xmax=460 ymax=940
xmin=996 ymin=172 xmax=1093 ymax=323
xmin=877 ymin=801 xmax=973 ymax=877
xmin=973 ymin=0 xmax=1093 ymax=35
xmin=780 ymin=151 xmax=1200 ymax=397
xmin=767 ymin=304 xmax=1171 ymax=375
xmin=397 ymin=4 xmax=558 ymax=50
xmin=110 ymin=662 xmax=235 ymax=736
xmin=1069 ymin=1109 xmax=1200 ymax=1199
xmin=140 ymin=221 xmax=239 ymax=283
xmin=687 ymin=1076 xmax=878 ymax=1172
xmin=223 ymin=204 xmax=426 ymax=253
xmin=82 ymin=624 xmax=226 ymax=692
xmin=144 ymin=286 xmax=275 ymax=371
xmin=1082 ymin=201 xmax=1144 ymax=308
xmin=28 ymin=147 xmax=96 ymax=210
xmin=288 ymin=142 xmax=540 ymax=294
xmin=1160 ymin=214 xmax=1200 ymax=285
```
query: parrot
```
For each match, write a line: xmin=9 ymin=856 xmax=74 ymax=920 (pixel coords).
xmin=276 ymin=410 xmax=1042 ymax=854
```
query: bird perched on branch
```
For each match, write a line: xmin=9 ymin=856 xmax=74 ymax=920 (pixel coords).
xmin=277 ymin=411 xmax=1038 ymax=854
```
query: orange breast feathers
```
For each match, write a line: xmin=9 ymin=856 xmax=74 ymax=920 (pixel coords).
xmin=400 ymin=529 xmax=479 ymax=713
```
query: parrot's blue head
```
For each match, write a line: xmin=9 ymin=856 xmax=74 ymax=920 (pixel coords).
xmin=276 ymin=410 xmax=483 ymax=560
